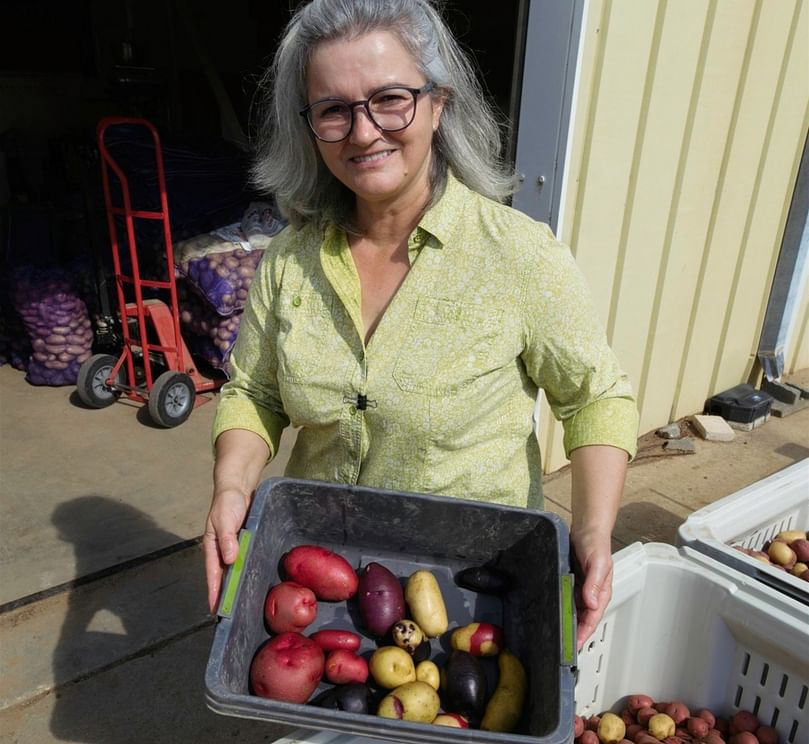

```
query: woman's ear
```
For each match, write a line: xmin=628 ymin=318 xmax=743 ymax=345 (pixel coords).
xmin=431 ymin=88 xmax=448 ymax=131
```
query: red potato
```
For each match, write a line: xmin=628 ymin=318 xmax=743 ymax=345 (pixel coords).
xmin=574 ymin=715 xmax=585 ymax=737
xmin=585 ymin=714 xmax=601 ymax=731
xmin=309 ymin=629 xmax=361 ymax=652
xmin=626 ymin=724 xmax=643 ymax=740
xmin=324 ymin=649 xmax=369 ymax=684
xmin=621 ymin=709 xmax=636 ymax=726
xmin=731 ymin=710 xmax=759 ymax=735
xmin=755 ymin=725 xmax=778 ymax=744
xmin=358 ymin=562 xmax=406 ymax=637
xmin=282 ymin=545 xmax=359 ymax=601
xmin=703 ymin=733 xmax=726 ymax=744
xmin=627 ymin=694 xmax=655 ymax=714
xmin=264 ymin=581 xmax=317 ymax=633
xmin=663 ymin=701 xmax=690 ymax=725
xmin=250 ymin=632 xmax=324 ymax=703
xmin=696 ymin=708 xmax=717 ymax=728
xmin=687 ymin=716 xmax=711 ymax=738
xmin=578 ymin=731 xmax=599 ymax=744
xmin=791 ymin=539 xmax=809 ymax=562
xmin=637 ymin=707 xmax=658 ymax=725
xmin=730 ymin=733 xmax=760 ymax=744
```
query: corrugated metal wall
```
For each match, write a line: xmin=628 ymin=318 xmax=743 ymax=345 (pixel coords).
xmin=538 ymin=0 xmax=809 ymax=472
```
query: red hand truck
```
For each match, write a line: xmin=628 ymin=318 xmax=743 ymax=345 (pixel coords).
xmin=76 ymin=116 xmax=222 ymax=427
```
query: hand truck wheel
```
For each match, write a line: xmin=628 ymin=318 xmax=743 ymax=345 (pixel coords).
xmin=77 ymin=354 xmax=123 ymax=409
xmin=148 ymin=371 xmax=196 ymax=428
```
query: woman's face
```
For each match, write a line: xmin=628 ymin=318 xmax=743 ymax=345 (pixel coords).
xmin=306 ymin=30 xmax=443 ymax=214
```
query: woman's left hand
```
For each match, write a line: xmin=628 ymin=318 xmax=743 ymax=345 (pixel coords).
xmin=570 ymin=527 xmax=614 ymax=651
xmin=568 ymin=444 xmax=629 ymax=651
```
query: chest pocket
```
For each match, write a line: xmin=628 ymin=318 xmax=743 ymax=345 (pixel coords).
xmin=392 ymin=297 xmax=502 ymax=396
xmin=277 ymin=287 xmax=336 ymax=383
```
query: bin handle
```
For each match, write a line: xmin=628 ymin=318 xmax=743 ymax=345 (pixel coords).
xmin=217 ymin=529 xmax=253 ymax=619
xmin=560 ymin=573 xmax=576 ymax=666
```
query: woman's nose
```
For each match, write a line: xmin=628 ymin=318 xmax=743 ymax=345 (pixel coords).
xmin=349 ymin=105 xmax=380 ymax=144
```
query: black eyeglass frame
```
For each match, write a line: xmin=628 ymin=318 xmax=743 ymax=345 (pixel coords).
xmin=299 ymin=82 xmax=436 ymax=143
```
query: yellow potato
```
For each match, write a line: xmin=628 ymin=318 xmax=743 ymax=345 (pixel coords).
xmin=648 ymin=713 xmax=676 ymax=740
xmin=378 ymin=681 xmax=440 ymax=723
xmin=369 ymin=646 xmax=416 ymax=689
xmin=404 ymin=570 xmax=448 ymax=638
xmin=415 ymin=660 xmax=440 ymax=690
xmin=480 ymin=649 xmax=527 ymax=732
xmin=776 ymin=529 xmax=806 ymax=543
xmin=597 ymin=712 xmax=626 ymax=744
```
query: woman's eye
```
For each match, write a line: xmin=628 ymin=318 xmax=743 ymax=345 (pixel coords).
xmin=315 ymin=103 xmax=347 ymax=120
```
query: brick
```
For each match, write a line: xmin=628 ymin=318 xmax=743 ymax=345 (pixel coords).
xmin=690 ymin=414 xmax=735 ymax=442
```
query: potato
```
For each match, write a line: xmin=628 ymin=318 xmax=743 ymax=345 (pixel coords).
xmin=702 ymin=733 xmax=725 ymax=744
xmin=441 ymin=650 xmax=488 ymax=721
xmin=579 ymin=731 xmax=600 ymax=744
xmin=451 ymin=622 xmax=504 ymax=656
xmin=574 ymin=715 xmax=586 ymax=737
xmin=432 ymin=713 xmax=469 ymax=728
xmin=392 ymin=619 xmax=424 ymax=653
xmin=480 ymin=649 xmax=526 ymax=733
xmin=687 ymin=716 xmax=711 ymax=738
xmin=282 ymin=544 xmax=358 ymax=601
xmin=775 ymin=529 xmax=806 ymax=543
xmin=792 ymin=561 xmax=809 ymax=577
xmin=625 ymin=723 xmax=643 ymax=740
xmin=663 ymin=701 xmax=690 ymax=725
xmin=309 ymin=629 xmax=361 ymax=652
xmin=791 ymin=539 xmax=809 ymax=562
xmin=369 ymin=646 xmax=416 ymax=689
xmin=358 ymin=562 xmax=406 ymax=637
xmin=324 ymin=649 xmax=369 ymax=685
xmin=454 ymin=565 xmax=511 ymax=593
xmin=586 ymin=715 xmax=602 ymax=731
xmin=264 ymin=581 xmax=317 ymax=634
xmin=597 ymin=712 xmax=626 ymax=744
xmin=755 ymin=725 xmax=778 ymax=744
xmin=648 ymin=713 xmax=675 ymax=740
xmin=249 ymin=632 xmax=324 ymax=703
xmin=415 ymin=660 xmax=440 ymax=690
xmin=626 ymin=694 xmax=655 ymax=714
xmin=768 ymin=541 xmax=797 ymax=569
xmin=730 ymin=710 xmax=759 ymax=734
xmin=730 ymin=733 xmax=760 ymax=744
xmin=404 ymin=570 xmax=448 ymax=638
xmin=696 ymin=708 xmax=717 ymax=728
xmin=637 ymin=707 xmax=657 ymax=725
xmin=377 ymin=680 xmax=440 ymax=722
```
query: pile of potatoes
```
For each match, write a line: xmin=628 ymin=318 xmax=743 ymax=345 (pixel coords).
xmin=181 ymin=246 xmax=263 ymax=316
xmin=731 ymin=528 xmax=809 ymax=582
xmin=574 ymin=695 xmax=780 ymax=744
xmin=177 ymin=281 xmax=241 ymax=372
xmin=249 ymin=544 xmax=526 ymax=733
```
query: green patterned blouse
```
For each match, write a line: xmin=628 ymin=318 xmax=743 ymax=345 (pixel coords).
xmin=212 ymin=173 xmax=638 ymax=508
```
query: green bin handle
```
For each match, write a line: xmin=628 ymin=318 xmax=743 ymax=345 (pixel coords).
xmin=560 ymin=573 xmax=576 ymax=666
xmin=217 ymin=529 xmax=252 ymax=619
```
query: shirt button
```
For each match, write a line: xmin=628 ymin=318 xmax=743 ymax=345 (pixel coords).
xmin=349 ymin=405 xmax=357 ymax=415
xmin=292 ymin=295 xmax=302 ymax=307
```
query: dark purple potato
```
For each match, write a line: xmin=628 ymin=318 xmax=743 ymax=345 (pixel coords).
xmin=335 ymin=683 xmax=372 ymax=714
xmin=358 ymin=562 xmax=405 ymax=637
xmin=455 ymin=566 xmax=511 ymax=593
xmin=440 ymin=650 xmax=487 ymax=721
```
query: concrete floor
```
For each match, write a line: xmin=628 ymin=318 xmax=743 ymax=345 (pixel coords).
xmin=1 ymin=363 xmax=807 ymax=743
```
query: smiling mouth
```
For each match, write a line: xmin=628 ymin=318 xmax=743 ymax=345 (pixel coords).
xmin=351 ymin=149 xmax=395 ymax=164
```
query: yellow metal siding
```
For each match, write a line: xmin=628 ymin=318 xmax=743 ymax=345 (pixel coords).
xmin=538 ymin=0 xmax=808 ymax=472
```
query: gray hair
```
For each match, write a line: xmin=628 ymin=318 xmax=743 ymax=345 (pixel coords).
xmin=250 ymin=0 xmax=516 ymax=230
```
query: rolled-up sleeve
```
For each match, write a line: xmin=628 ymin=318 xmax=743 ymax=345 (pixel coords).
xmin=520 ymin=227 xmax=639 ymax=460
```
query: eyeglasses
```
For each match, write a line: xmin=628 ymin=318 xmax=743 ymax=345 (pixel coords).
xmin=300 ymin=82 xmax=436 ymax=143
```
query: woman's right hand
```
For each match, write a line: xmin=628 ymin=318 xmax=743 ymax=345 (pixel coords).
xmin=203 ymin=486 xmax=252 ymax=614
xmin=205 ymin=428 xmax=271 ymax=613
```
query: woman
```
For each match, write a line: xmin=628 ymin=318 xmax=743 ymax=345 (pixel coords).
xmin=203 ymin=0 xmax=639 ymax=651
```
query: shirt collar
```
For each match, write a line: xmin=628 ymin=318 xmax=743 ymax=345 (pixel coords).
xmin=418 ymin=170 xmax=466 ymax=248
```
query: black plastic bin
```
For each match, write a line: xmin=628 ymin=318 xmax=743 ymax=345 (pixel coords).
xmin=205 ymin=478 xmax=576 ymax=744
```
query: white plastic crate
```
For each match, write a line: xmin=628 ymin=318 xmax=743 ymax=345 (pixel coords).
xmin=575 ymin=543 xmax=809 ymax=744
xmin=676 ymin=459 xmax=809 ymax=604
